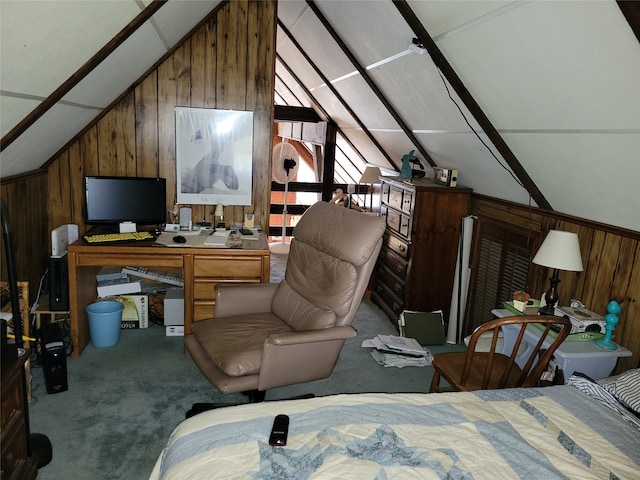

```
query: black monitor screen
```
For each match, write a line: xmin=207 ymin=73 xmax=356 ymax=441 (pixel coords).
xmin=84 ymin=176 xmax=166 ymax=226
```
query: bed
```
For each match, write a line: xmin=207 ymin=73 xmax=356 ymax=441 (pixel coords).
xmin=150 ymin=371 xmax=640 ymax=479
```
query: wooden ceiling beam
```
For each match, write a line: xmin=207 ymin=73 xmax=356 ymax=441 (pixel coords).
xmin=1 ymin=0 xmax=169 ymax=152
xmin=306 ymin=0 xmax=437 ymax=169
xmin=394 ymin=0 xmax=551 ymax=210
xmin=278 ymin=19 xmax=399 ymax=170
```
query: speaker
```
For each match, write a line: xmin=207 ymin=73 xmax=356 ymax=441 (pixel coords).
xmin=41 ymin=323 xmax=68 ymax=394
xmin=49 ymin=254 xmax=69 ymax=311
xmin=179 ymin=208 xmax=192 ymax=228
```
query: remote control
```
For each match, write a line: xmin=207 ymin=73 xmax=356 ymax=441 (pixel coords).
xmin=268 ymin=414 xmax=289 ymax=446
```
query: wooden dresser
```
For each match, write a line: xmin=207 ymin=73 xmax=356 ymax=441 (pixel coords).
xmin=371 ymin=177 xmax=472 ymax=328
xmin=1 ymin=348 xmax=37 ymax=480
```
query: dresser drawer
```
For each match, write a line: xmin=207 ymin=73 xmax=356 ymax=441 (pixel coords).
xmin=387 ymin=186 xmax=404 ymax=210
xmin=376 ymin=264 xmax=405 ymax=298
xmin=378 ymin=246 xmax=408 ymax=278
xmin=194 ymin=256 xmax=263 ymax=278
xmin=384 ymin=233 xmax=410 ymax=260
xmin=372 ymin=282 xmax=404 ymax=319
xmin=401 ymin=189 xmax=413 ymax=214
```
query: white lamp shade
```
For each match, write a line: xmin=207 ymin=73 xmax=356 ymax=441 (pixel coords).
xmin=532 ymin=230 xmax=583 ymax=271
xmin=214 ymin=204 xmax=224 ymax=217
xmin=359 ymin=166 xmax=382 ymax=184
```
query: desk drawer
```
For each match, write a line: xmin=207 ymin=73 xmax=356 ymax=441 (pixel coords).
xmin=194 ymin=256 xmax=263 ymax=278
xmin=193 ymin=301 xmax=215 ymax=321
xmin=193 ymin=278 xmax=262 ymax=300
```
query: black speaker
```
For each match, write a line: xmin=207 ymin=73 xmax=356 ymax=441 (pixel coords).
xmin=41 ymin=323 xmax=68 ymax=394
xmin=49 ymin=254 xmax=69 ymax=311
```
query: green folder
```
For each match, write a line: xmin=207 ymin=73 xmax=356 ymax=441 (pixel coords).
xmin=400 ymin=310 xmax=446 ymax=345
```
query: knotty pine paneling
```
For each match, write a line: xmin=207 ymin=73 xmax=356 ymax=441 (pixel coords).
xmin=471 ymin=196 xmax=640 ymax=373
xmin=44 ymin=0 xmax=275 ymax=234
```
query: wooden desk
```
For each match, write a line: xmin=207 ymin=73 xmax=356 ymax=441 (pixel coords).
xmin=67 ymin=235 xmax=270 ymax=357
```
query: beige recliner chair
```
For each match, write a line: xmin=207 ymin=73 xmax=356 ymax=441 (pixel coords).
xmin=185 ymin=201 xmax=386 ymax=401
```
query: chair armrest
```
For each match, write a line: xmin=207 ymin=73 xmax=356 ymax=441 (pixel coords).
xmin=266 ymin=326 xmax=357 ymax=345
xmin=258 ymin=326 xmax=357 ymax=391
xmin=214 ymin=283 xmax=278 ymax=318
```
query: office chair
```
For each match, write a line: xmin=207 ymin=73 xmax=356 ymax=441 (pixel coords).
xmin=185 ymin=201 xmax=386 ymax=402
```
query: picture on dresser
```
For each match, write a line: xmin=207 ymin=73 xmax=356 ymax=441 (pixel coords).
xmin=175 ymin=107 xmax=253 ymax=205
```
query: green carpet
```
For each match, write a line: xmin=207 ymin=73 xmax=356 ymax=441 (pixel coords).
xmin=29 ymin=300 xmax=461 ymax=479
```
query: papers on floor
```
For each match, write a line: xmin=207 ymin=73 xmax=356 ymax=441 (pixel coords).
xmin=362 ymin=334 xmax=433 ymax=368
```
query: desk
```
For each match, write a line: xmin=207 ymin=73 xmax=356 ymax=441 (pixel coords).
xmin=492 ymin=308 xmax=632 ymax=380
xmin=67 ymin=235 xmax=270 ymax=357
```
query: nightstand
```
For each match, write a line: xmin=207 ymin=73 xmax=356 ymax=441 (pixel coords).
xmin=492 ymin=308 xmax=632 ymax=380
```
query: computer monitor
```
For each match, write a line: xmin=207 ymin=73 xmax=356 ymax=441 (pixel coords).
xmin=84 ymin=176 xmax=166 ymax=227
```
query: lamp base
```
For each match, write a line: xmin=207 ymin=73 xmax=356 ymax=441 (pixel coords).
xmin=538 ymin=304 xmax=556 ymax=316
xmin=595 ymin=339 xmax=617 ymax=350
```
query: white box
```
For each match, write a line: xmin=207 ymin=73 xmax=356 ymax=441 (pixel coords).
xmin=164 ymin=288 xmax=184 ymax=326
xmin=166 ymin=325 xmax=184 ymax=336
xmin=112 ymin=295 xmax=149 ymax=329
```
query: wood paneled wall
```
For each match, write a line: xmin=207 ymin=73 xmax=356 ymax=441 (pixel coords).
xmin=472 ymin=196 xmax=640 ymax=373
xmin=47 ymin=0 xmax=276 ymax=236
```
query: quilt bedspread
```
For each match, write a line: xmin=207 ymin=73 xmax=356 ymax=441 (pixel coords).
xmin=150 ymin=387 xmax=640 ymax=479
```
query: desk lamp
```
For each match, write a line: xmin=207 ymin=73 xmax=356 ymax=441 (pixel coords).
xmin=532 ymin=230 xmax=583 ymax=315
xmin=359 ymin=166 xmax=382 ymax=211
xmin=214 ymin=204 xmax=225 ymax=229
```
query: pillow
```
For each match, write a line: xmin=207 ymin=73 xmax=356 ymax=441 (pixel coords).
xmin=598 ymin=368 xmax=640 ymax=414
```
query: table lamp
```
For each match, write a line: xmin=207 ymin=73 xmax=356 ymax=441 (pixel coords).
xmin=532 ymin=230 xmax=583 ymax=315
xmin=359 ymin=166 xmax=382 ymax=211
xmin=214 ymin=204 xmax=225 ymax=229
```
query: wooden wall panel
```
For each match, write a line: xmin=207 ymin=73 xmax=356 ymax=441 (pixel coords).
xmin=43 ymin=0 xmax=274 ymax=232
xmin=472 ymin=196 xmax=640 ymax=373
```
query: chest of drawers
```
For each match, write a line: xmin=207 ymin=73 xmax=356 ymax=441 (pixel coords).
xmin=371 ymin=177 xmax=472 ymax=328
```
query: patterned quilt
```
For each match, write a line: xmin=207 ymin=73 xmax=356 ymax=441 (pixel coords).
xmin=150 ymin=386 xmax=640 ymax=479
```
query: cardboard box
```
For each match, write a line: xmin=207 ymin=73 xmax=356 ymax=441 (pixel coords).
xmin=104 ymin=295 xmax=149 ymax=329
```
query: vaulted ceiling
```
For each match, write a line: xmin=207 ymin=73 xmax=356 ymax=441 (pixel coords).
xmin=1 ymin=0 xmax=639 ymax=232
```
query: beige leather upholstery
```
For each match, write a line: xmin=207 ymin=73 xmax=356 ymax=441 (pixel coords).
xmin=185 ymin=201 xmax=386 ymax=395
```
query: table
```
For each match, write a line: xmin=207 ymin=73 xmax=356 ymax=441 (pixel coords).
xmin=492 ymin=308 xmax=632 ymax=380
xmin=67 ymin=235 xmax=270 ymax=357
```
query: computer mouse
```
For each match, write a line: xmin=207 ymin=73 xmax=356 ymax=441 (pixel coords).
xmin=173 ymin=235 xmax=186 ymax=244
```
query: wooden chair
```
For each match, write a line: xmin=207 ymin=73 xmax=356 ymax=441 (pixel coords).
xmin=429 ymin=315 xmax=571 ymax=392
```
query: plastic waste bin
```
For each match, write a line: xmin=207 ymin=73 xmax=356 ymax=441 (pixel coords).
xmin=86 ymin=301 xmax=123 ymax=348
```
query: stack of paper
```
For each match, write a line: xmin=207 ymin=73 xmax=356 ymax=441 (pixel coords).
xmin=362 ymin=335 xmax=433 ymax=368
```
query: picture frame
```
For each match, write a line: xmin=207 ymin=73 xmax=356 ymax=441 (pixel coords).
xmin=175 ymin=107 xmax=253 ymax=205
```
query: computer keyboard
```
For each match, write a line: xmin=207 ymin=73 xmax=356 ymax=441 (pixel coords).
xmin=121 ymin=266 xmax=184 ymax=287
xmin=83 ymin=231 xmax=155 ymax=244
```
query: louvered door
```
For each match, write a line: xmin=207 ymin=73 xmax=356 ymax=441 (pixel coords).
xmin=464 ymin=217 xmax=539 ymax=336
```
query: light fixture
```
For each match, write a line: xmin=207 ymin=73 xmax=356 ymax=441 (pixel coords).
xmin=408 ymin=38 xmax=426 ymax=55
xmin=532 ymin=230 xmax=583 ymax=315
xmin=359 ymin=166 xmax=382 ymax=212
xmin=214 ymin=204 xmax=225 ymax=229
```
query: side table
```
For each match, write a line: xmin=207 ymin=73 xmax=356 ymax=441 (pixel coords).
xmin=492 ymin=308 xmax=632 ymax=380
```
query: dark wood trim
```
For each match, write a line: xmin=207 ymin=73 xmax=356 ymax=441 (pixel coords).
xmin=1 ymin=0 xmax=169 ymax=152
xmin=277 ymin=20 xmax=399 ymax=170
xmin=0 ymin=168 xmax=48 ymax=186
xmin=275 ymin=54 xmax=370 ymax=170
xmin=617 ymin=1 xmax=640 ymax=43
xmin=306 ymin=0 xmax=436 ymax=169
xmin=394 ymin=0 xmax=551 ymax=210
xmin=472 ymin=192 xmax=640 ymax=241
xmin=274 ymin=105 xmax=321 ymax=123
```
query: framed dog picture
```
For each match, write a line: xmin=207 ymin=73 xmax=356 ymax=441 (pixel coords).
xmin=175 ymin=107 xmax=253 ymax=205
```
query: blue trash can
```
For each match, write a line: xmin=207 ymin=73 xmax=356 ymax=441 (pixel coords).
xmin=86 ymin=301 xmax=123 ymax=348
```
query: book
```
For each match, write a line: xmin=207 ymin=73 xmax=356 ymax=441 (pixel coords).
xmin=97 ymin=276 xmax=142 ymax=297
xmin=399 ymin=310 xmax=446 ymax=345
